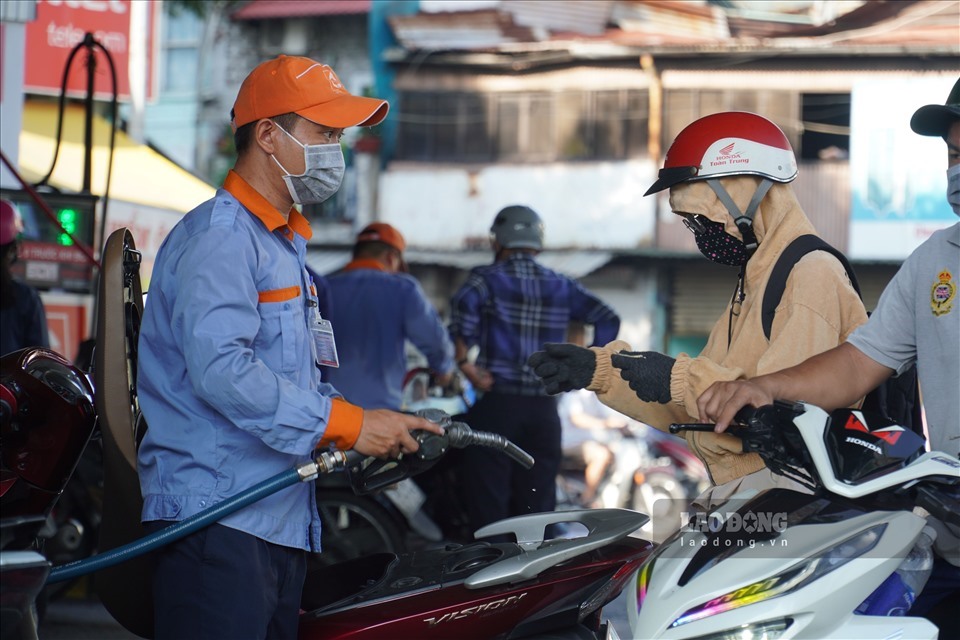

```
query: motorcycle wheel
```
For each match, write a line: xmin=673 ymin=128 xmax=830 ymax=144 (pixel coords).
xmin=555 ymin=472 xmax=588 ymax=510
xmin=631 ymin=470 xmax=687 ymax=523
xmin=313 ymin=490 xmax=407 ymax=567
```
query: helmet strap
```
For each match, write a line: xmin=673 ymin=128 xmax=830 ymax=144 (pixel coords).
xmin=706 ymin=178 xmax=772 ymax=257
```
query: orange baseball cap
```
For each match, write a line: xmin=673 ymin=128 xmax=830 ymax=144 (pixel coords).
xmin=232 ymin=55 xmax=389 ymax=129
xmin=356 ymin=222 xmax=406 ymax=253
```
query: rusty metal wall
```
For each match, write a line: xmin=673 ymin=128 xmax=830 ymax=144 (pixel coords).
xmin=792 ymin=160 xmax=851 ymax=252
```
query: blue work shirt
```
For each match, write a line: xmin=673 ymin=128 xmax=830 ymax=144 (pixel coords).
xmin=449 ymin=252 xmax=620 ymax=395
xmin=325 ymin=259 xmax=454 ymax=410
xmin=137 ymin=171 xmax=363 ymax=552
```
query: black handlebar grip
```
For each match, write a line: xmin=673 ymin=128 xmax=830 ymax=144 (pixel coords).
xmin=916 ymin=484 xmax=960 ymax=527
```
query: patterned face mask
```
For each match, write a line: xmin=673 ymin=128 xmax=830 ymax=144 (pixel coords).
xmin=684 ymin=215 xmax=749 ymax=266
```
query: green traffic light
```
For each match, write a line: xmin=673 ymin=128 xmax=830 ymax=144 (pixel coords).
xmin=57 ymin=207 xmax=77 ymax=246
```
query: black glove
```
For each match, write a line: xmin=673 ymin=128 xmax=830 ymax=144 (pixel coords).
xmin=527 ymin=343 xmax=596 ymax=395
xmin=610 ymin=351 xmax=675 ymax=404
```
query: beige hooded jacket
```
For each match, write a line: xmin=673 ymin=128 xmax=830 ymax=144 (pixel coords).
xmin=587 ymin=176 xmax=868 ymax=485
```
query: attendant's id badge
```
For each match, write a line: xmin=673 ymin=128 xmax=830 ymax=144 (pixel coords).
xmin=311 ymin=316 xmax=339 ymax=368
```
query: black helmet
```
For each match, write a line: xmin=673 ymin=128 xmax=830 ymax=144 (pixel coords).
xmin=490 ymin=205 xmax=544 ymax=250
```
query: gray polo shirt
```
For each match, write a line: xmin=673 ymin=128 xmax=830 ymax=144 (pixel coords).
xmin=847 ymin=222 xmax=959 ymax=457
xmin=849 ymin=223 xmax=959 ymax=565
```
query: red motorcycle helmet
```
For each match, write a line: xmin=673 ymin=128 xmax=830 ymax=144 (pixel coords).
xmin=645 ymin=112 xmax=798 ymax=196
xmin=1 ymin=198 xmax=24 ymax=245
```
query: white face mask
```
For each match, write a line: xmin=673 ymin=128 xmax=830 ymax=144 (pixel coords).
xmin=270 ymin=124 xmax=345 ymax=205
xmin=948 ymin=163 xmax=960 ymax=217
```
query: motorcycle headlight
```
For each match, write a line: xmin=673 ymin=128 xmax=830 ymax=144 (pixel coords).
xmin=670 ymin=524 xmax=885 ymax=628
xmin=685 ymin=618 xmax=793 ymax=640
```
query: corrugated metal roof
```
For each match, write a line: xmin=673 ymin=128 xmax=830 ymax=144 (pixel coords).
xmin=231 ymin=0 xmax=370 ymax=21
xmin=505 ymin=0 xmax=615 ymax=37
xmin=388 ymin=9 xmax=533 ymax=51
xmin=389 ymin=2 xmax=728 ymax=52
xmin=611 ymin=0 xmax=730 ymax=41
xmin=387 ymin=0 xmax=958 ymax=57
xmin=771 ymin=0 xmax=959 ymax=49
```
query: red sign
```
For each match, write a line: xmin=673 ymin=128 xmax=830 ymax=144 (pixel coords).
xmin=44 ymin=300 xmax=88 ymax=365
xmin=24 ymin=0 xmax=157 ymax=102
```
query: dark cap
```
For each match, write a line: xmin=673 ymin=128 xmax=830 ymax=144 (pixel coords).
xmin=910 ymin=77 xmax=960 ymax=138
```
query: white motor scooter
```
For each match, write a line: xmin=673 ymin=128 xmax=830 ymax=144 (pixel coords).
xmin=629 ymin=401 xmax=960 ymax=639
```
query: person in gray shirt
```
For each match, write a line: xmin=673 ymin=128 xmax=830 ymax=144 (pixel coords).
xmin=697 ymin=76 xmax=959 ymax=632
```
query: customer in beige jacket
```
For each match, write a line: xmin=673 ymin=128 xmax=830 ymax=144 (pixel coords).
xmin=529 ymin=111 xmax=868 ymax=506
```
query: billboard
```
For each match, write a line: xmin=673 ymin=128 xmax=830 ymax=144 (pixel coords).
xmin=849 ymin=77 xmax=956 ymax=260
xmin=24 ymin=0 xmax=157 ymax=102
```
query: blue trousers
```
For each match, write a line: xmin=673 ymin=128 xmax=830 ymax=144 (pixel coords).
xmin=147 ymin=521 xmax=306 ymax=640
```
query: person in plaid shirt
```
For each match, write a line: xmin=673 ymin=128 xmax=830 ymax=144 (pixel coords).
xmin=449 ymin=205 xmax=620 ymax=533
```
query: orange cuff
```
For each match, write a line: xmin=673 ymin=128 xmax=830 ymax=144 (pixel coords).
xmin=318 ymin=399 xmax=363 ymax=450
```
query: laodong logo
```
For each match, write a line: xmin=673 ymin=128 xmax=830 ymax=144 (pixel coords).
xmin=681 ymin=509 xmax=787 ymax=534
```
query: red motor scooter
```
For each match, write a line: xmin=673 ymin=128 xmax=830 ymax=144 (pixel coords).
xmin=0 ymin=347 xmax=98 ymax=640
xmin=299 ymin=508 xmax=650 ymax=640
xmin=298 ymin=410 xmax=654 ymax=640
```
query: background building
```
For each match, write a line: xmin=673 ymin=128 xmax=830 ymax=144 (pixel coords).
xmin=2 ymin=0 xmax=958 ymax=362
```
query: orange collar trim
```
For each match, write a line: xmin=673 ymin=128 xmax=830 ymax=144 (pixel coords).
xmin=223 ymin=171 xmax=313 ymax=241
xmin=344 ymin=258 xmax=389 ymax=272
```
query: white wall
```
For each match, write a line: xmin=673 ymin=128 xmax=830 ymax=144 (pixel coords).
xmin=379 ymin=159 xmax=657 ymax=250
xmin=595 ymin=278 xmax=658 ymax=351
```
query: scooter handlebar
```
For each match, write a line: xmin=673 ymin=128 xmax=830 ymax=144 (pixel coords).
xmin=669 ymin=405 xmax=761 ymax=435
xmin=915 ymin=483 xmax=960 ymax=527
xmin=670 ymin=403 xmax=814 ymax=488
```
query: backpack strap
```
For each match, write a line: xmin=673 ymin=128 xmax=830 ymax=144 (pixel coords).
xmin=762 ymin=235 xmax=862 ymax=340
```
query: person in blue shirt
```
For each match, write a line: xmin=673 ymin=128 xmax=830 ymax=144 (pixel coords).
xmin=0 ymin=198 xmax=49 ymax=357
xmin=449 ymin=205 xmax=620 ymax=533
xmin=136 ymin=55 xmax=442 ymax=640
xmin=325 ymin=222 xmax=454 ymax=410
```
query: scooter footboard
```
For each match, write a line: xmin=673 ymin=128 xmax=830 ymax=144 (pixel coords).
xmin=301 ymin=552 xmax=398 ymax=611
